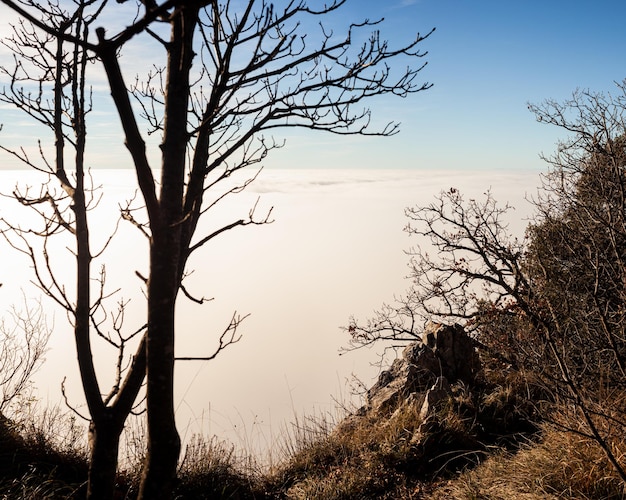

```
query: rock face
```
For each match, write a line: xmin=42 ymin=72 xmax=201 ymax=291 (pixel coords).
xmin=365 ymin=322 xmax=480 ymax=416
xmin=421 ymin=322 xmax=480 ymax=383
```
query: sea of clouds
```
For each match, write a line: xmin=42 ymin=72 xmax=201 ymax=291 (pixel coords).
xmin=0 ymin=167 xmax=543 ymax=459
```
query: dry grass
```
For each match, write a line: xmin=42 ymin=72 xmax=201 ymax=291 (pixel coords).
xmin=263 ymin=371 xmax=626 ymax=499
xmin=174 ymin=434 xmax=262 ymax=499
xmin=0 ymin=404 xmax=88 ymax=498
xmin=437 ymin=408 xmax=626 ymax=500
xmin=265 ymin=405 xmax=416 ymax=498
xmin=0 ymin=371 xmax=623 ymax=499
xmin=0 ymin=407 xmax=263 ymax=499
xmin=265 ymin=384 xmax=489 ymax=499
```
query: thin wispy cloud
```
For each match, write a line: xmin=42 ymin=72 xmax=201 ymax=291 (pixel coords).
xmin=389 ymin=0 xmax=419 ymax=9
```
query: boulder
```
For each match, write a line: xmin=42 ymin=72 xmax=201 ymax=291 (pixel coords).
xmin=421 ymin=322 xmax=481 ymax=384
xmin=365 ymin=323 xmax=480 ymax=414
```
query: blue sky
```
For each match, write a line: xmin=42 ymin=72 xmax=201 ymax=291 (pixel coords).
xmin=1 ymin=0 xmax=625 ymax=172
xmin=301 ymin=0 xmax=626 ymax=171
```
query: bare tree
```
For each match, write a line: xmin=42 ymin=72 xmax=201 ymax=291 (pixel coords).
xmin=0 ymin=4 xmax=147 ymax=497
xmin=346 ymin=84 xmax=626 ymax=483
xmin=345 ymin=189 xmax=529 ymax=362
xmin=0 ymin=299 xmax=51 ymax=415
xmin=0 ymin=0 xmax=433 ymax=497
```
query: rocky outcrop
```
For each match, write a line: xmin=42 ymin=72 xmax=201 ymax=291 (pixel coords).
xmin=364 ymin=322 xmax=480 ymax=416
xmin=323 ymin=322 xmax=543 ymax=491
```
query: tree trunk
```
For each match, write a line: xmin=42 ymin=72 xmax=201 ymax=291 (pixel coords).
xmin=137 ymin=234 xmax=182 ymax=499
xmin=137 ymin=5 xmax=198 ymax=498
xmin=86 ymin=416 xmax=124 ymax=500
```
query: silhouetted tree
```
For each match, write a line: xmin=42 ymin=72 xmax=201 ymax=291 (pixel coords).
xmin=0 ymin=0 xmax=433 ymax=497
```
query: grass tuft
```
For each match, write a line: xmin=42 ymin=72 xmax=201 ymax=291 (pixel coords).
xmin=174 ymin=434 xmax=262 ymax=499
